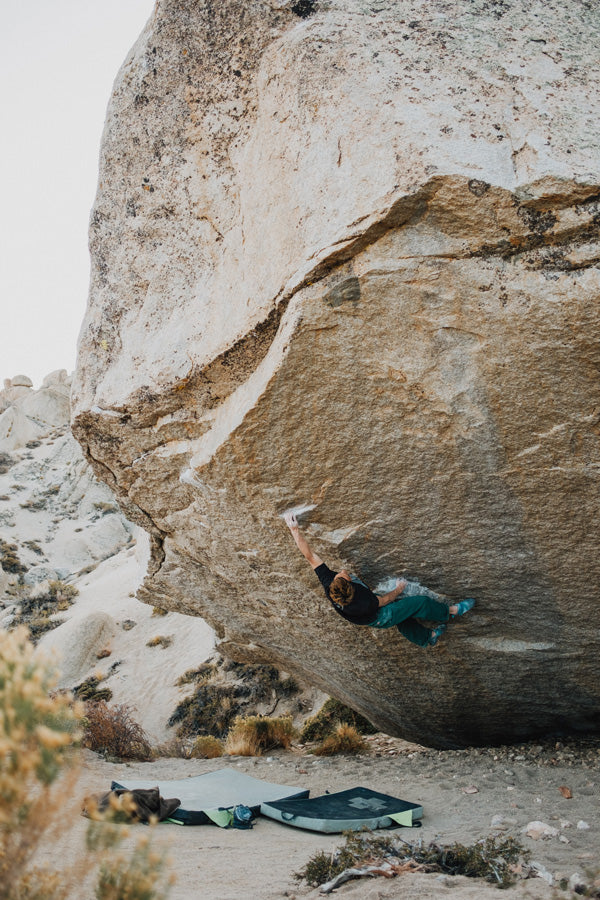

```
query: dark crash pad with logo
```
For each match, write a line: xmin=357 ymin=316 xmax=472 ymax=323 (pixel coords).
xmin=260 ymin=786 xmax=423 ymax=833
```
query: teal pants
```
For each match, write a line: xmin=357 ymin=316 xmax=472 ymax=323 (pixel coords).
xmin=370 ymin=594 xmax=450 ymax=647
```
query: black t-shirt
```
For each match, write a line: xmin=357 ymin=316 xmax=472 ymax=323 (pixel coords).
xmin=314 ymin=563 xmax=379 ymax=625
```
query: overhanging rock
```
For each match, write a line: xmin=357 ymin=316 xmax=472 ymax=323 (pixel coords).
xmin=72 ymin=0 xmax=600 ymax=748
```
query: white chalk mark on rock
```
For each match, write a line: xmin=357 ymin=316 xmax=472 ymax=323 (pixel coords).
xmin=469 ymin=638 xmax=556 ymax=652
xmin=279 ymin=503 xmax=317 ymax=520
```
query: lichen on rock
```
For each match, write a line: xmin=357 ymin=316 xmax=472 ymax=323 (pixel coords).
xmin=72 ymin=0 xmax=600 ymax=748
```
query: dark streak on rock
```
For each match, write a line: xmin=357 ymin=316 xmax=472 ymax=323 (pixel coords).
xmin=291 ymin=0 xmax=317 ymax=18
xmin=324 ymin=276 xmax=361 ymax=307
xmin=517 ymin=206 xmax=558 ymax=234
xmin=468 ymin=179 xmax=490 ymax=198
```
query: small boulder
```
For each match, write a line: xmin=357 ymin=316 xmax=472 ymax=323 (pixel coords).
xmin=42 ymin=369 xmax=69 ymax=389
xmin=23 ymin=566 xmax=60 ymax=586
xmin=569 ymin=873 xmax=586 ymax=892
xmin=524 ymin=821 xmax=559 ymax=840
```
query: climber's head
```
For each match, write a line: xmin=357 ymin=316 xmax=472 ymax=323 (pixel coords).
xmin=329 ymin=570 xmax=355 ymax=607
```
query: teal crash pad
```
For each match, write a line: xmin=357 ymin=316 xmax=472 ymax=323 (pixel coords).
xmin=112 ymin=767 xmax=309 ymax=825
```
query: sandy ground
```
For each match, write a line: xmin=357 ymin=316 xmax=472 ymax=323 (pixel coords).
xmin=41 ymin=736 xmax=599 ymax=900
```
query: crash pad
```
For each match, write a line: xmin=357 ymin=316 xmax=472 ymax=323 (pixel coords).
xmin=260 ymin=786 xmax=423 ymax=833
xmin=112 ymin=767 xmax=309 ymax=825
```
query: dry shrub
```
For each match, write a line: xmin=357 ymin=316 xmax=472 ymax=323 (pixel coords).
xmin=225 ymin=715 xmax=295 ymax=757
xmin=0 ymin=538 xmax=27 ymax=574
xmin=85 ymin=795 xmax=174 ymax=899
xmin=190 ymin=736 xmax=224 ymax=759
xmin=169 ymin=657 xmax=299 ymax=739
xmin=300 ymin=697 xmax=377 ymax=743
xmin=94 ymin=835 xmax=174 ymax=900
xmin=168 ymin=681 xmax=238 ymax=738
xmin=153 ymin=737 xmax=190 ymax=759
xmin=74 ymin=674 xmax=113 ymax=704
xmin=313 ymin=723 xmax=367 ymax=756
xmin=297 ymin=831 xmax=531 ymax=889
xmin=83 ymin=701 xmax=152 ymax=760
xmin=12 ymin=581 xmax=79 ymax=644
xmin=0 ymin=452 xmax=15 ymax=475
xmin=0 ymin=626 xmax=82 ymax=899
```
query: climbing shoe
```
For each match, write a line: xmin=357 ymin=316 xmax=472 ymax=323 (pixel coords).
xmin=452 ymin=598 xmax=476 ymax=617
xmin=429 ymin=625 xmax=446 ymax=646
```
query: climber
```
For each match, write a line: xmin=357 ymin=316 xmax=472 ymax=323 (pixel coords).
xmin=283 ymin=512 xmax=475 ymax=647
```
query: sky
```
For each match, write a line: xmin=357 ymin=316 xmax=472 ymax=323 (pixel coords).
xmin=0 ymin=0 xmax=155 ymax=388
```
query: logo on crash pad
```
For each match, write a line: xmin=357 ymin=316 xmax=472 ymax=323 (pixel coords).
xmin=348 ymin=797 xmax=387 ymax=811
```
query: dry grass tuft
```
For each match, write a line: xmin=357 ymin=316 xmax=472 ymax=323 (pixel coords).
xmin=225 ymin=715 xmax=295 ymax=757
xmin=0 ymin=452 xmax=15 ymax=475
xmin=146 ymin=635 xmax=173 ymax=649
xmin=151 ymin=607 xmax=169 ymax=617
xmin=300 ymin=697 xmax=377 ymax=743
xmin=12 ymin=581 xmax=79 ymax=643
xmin=153 ymin=737 xmax=191 ymax=759
xmin=0 ymin=538 xmax=27 ymax=574
xmin=313 ymin=723 xmax=368 ymax=756
xmin=190 ymin=735 xmax=224 ymax=759
xmin=74 ymin=675 xmax=113 ymax=703
xmin=82 ymin=701 xmax=152 ymax=760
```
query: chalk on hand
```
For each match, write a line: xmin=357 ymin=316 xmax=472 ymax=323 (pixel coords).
xmin=279 ymin=503 xmax=317 ymax=520
xmin=180 ymin=467 xmax=203 ymax=489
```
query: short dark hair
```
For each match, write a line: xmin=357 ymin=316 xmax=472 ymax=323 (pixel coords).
xmin=329 ymin=575 xmax=355 ymax=607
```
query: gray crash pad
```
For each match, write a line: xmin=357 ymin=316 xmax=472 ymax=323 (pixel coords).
xmin=113 ymin=767 xmax=309 ymax=825
xmin=260 ymin=786 xmax=423 ymax=833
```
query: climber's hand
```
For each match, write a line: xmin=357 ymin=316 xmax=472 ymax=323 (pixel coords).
xmin=284 ymin=511 xmax=299 ymax=531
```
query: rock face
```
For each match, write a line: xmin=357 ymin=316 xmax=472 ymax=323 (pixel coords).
xmin=0 ymin=371 xmax=215 ymax=740
xmin=0 ymin=373 xmax=134 ymax=587
xmin=0 ymin=371 xmax=70 ymax=451
xmin=72 ymin=0 xmax=600 ymax=748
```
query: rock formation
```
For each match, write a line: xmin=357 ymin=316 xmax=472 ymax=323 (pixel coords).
xmin=0 ymin=372 xmax=215 ymax=740
xmin=72 ymin=0 xmax=600 ymax=748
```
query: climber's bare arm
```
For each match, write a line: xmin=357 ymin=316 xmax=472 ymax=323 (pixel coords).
xmin=377 ymin=579 xmax=408 ymax=607
xmin=284 ymin=512 xmax=323 ymax=569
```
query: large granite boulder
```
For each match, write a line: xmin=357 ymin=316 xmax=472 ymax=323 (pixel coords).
xmin=72 ymin=0 xmax=600 ymax=748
